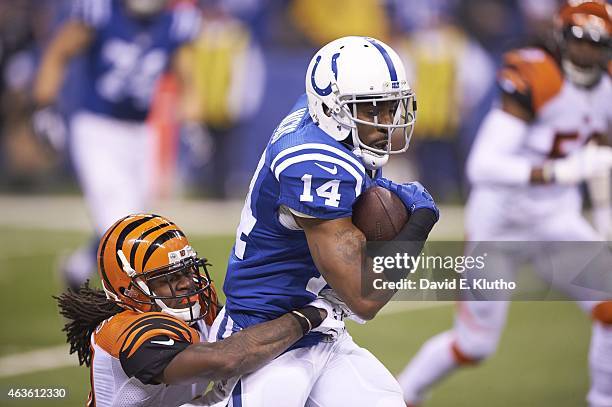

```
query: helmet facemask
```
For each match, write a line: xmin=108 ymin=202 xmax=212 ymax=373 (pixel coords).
xmin=555 ymin=1 xmax=612 ymax=87
xmin=558 ymin=27 xmax=610 ymax=87
xmin=116 ymin=249 xmax=214 ymax=324
xmin=335 ymin=90 xmax=416 ymax=170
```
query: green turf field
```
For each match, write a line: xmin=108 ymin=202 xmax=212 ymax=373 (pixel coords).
xmin=0 ymin=227 xmax=592 ymax=406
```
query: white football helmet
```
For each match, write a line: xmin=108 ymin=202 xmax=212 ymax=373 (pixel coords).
xmin=305 ymin=36 xmax=416 ymax=170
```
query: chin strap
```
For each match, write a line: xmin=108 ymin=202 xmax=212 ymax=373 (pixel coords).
xmin=352 ymin=146 xmax=389 ymax=170
xmin=154 ymin=298 xmax=201 ymax=323
xmin=350 ymin=127 xmax=389 ymax=170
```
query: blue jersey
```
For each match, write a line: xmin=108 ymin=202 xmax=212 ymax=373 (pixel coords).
xmin=221 ymin=94 xmax=373 ymax=347
xmin=72 ymin=0 xmax=200 ymax=120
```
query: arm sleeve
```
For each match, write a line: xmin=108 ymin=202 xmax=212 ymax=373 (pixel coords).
xmin=118 ymin=315 xmax=197 ymax=385
xmin=120 ymin=335 xmax=190 ymax=385
xmin=275 ymin=157 xmax=365 ymax=219
xmin=71 ymin=0 xmax=112 ymax=29
xmin=466 ymin=108 xmax=532 ymax=186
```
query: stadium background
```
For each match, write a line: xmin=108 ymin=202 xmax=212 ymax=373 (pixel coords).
xmin=0 ymin=0 xmax=595 ymax=406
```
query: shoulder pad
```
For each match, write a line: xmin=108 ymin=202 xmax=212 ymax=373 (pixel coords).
xmin=271 ymin=136 xmax=366 ymax=183
xmin=94 ymin=311 xmax=199 ymax=357
xmin=272 ymin=138 xmax=366 ymax=219
xmin=270 ymin=107 xmax=310 ymax=146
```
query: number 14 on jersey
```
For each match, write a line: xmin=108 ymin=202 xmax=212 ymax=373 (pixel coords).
xmin=300 ymin=174 xmax=342 ymax=208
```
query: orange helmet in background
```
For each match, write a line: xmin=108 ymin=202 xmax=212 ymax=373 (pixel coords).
xmin=554 ymin=0 xmax=612 ymax=86
xmin=556 ymin=0 xmax=612 ymax=43
xmin=98 ymin=214 xmax=218 ymax=324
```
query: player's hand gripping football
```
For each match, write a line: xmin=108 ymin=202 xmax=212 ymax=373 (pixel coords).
xmin=375 ymin=178 xmax=440 ymax=220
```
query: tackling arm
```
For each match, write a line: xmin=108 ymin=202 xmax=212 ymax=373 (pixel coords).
xmin=160 ymin=309 xmax=325 ymax=385
xmin=33 ymin=21 xmax=93 ymax=106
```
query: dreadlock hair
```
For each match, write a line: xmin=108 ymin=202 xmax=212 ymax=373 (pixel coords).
xmin=54 ymin=281 xmax=124 ymax=367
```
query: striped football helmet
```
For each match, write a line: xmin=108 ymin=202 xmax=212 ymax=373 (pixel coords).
xmin=97 ymin=214 xmax=218 ymax=324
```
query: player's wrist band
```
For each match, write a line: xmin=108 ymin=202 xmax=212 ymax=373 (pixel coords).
xmin=290 ymin=306 xmax=324 ymax=335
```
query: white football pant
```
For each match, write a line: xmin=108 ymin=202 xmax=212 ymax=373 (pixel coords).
xmin=71 ymin=110 xmax=154 ymax=236
xmin=63 ymin=111 xmax=154 ymax=285
xmin=209 ymin=309 xmax=404 ymax=407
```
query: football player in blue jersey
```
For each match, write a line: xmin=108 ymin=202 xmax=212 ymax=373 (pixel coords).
xmin=211 ymin=36 xmax=439 ymax=406
xmin=32 ymin=0 xmax=204 ymax=289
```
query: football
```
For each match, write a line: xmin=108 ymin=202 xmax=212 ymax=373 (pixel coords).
xmin=352 ymin=186 xmax=409 ymax=241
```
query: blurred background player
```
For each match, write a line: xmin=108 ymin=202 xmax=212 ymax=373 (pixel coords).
xmin=31 ymin=0 xmax=205 ymax=289
xmin=56 ymin=213 xmax=334 ymax=406
xmin=184 ymin=0 xmax=266 ymax=198
xmin=215 ymin=36 xmax=438 ymax=406
xmin=398 ymin=1 xmax=612 ymax=406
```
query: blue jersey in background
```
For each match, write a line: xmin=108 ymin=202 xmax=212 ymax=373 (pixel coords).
xmin=72 ymin=0 xmax=200 ymax=121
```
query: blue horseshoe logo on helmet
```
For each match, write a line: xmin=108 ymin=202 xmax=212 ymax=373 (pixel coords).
xmin=311 ymin=52 xmax=341 ymax=96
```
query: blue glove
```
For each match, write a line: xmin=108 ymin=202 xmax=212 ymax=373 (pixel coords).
xmin=375 ymin=177 xmax=439 ymax=221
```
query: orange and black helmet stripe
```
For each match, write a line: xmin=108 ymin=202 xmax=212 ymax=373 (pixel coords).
xmin=113 ymin=215 xmax=162 ymax=273
xmin=98 ymin=214 xmax=161 ymax=298
xmin=97 ymin=213 xmax=209 ymax=320
xmin=98 ymin=216 xmax=131 ymax=299
xmin=141 ymin=228 xmax=187 ymax=271
xmin=128 ymin=219 xmax=176 ymax=267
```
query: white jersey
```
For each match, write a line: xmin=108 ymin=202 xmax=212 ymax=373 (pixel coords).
xmin=87 ymin=311 xmax=209 ymax=407
xmin=466 ymin=47 xmax=612 ymax=239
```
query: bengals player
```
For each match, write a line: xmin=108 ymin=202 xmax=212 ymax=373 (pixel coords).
xmin=398 ymin=1 xmax=612 ymax=406
xmin=56 ymin=214 xmax=336 ymax=407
